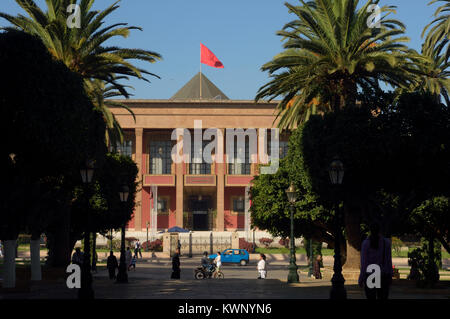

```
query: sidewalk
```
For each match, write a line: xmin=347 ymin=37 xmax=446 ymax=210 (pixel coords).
xmin=14 ymin=250 xmax=450 ymax=269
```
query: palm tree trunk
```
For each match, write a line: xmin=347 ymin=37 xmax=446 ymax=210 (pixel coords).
xmin=339 ymin=79 xmax=358 ymax=110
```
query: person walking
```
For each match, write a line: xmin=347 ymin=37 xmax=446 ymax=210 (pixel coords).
xmin=71 ymin=247 xmax=84 ymax=266
xmin=106 ymin=251 xmax=119 ymax=280
xmin=257 ymin=254 xmax=267 ymax=279
xmin=125 ymin=247 xmax=132 ymax=270
xmin=134 ymin=239 xmax=142 ymax=259
xmin=171 ymin=248 xmax=181 ymax=279
xmin=128 ymin=255 xmax=137 ymax=271
xmin=313 ymin=254 xmax=323 ymax=279
xmin=214 ymin=251 xmax=222 ymax=277
xmin=358 ymin=223 xmax=393 ymax=300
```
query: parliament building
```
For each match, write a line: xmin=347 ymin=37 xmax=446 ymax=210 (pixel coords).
xmin=111 ymin=73 xmax=288 ymax=234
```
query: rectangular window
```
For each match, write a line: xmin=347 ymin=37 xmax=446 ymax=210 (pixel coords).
xmin=157 ymin=198 xmax=168 ymax=214
xmin=110 ymin=140 xmax=133 ymax=158
xmin=228 ymin=142 xmax=251 ymax=175
xmin=189 ymin=141 xmax=211 ymax=175
xmin=279 ymin=141 xmax=289 ymax=159
xmin=150 ymin=141 xmax=172 ymax=174
xmin=267 ymin=140 xmax=289 ymax=160
xmin=233 ymin=197 xmax=245 ymax=213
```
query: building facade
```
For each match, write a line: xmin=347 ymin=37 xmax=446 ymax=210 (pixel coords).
xmin=111 ymin=73 xmax=286 ymax=234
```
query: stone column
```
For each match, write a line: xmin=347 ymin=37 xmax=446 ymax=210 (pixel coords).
xmin=162 ymin=232 xmax=171 ymax=256
xmin=135 ymin=128 xmax=143 ymax=231
xmin=231 ymin=231 xmax=239 ymax=249
xmin=175 ymin=128 xmax=184 ymax=227
xmin=244 ymin=186 xmax=251 ymax=241
xmin=30 ymin=239 xmax=42 ymax=281
xmin=216 ymin=129 xmax=225 ymax=231
xmin=3 ymin=240 xmax=17 ymax=288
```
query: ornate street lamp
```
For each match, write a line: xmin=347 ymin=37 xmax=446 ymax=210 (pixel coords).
xmin=116 ymin=185 xmax=129 ymax=283
xmin=328 ymin=157 xmax=347 ymax=299
xmin=79 ymin=160 xmax=94 ymax=184
xmin=78 ymin=159 xmax=95 ymax=299
xmin=146 ymin=222 xmax=150 ymax=252
xmin=286 ymin=183 xmax=299 ymax=283
xmin=308 ymin=238 xmax=314 ymax=278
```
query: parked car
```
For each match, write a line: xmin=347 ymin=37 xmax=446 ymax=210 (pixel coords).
xmin=209 ymin=249 xmax=249 ymax=266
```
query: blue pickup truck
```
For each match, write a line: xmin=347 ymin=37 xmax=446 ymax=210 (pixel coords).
xmin=209 ymin=249 xmax=249 ymax=266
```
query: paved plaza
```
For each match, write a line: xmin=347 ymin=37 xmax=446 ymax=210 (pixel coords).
xmin=1 ymin=257 xmax=449 ymax=299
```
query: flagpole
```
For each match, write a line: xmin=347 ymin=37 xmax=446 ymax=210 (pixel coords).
xmin=200 ymin=43 xmax=202 ymax=99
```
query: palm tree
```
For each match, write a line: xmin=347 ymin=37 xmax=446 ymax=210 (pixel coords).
xmin=0 ymin=0 xmax=162 ymax=143
xmin=255 ymin=0 xmax=419 ymax=130
xmin=423 ymin=0 xmax=450 ymax=61
xmin=415 ymin=44 xmax=450 ymax=105
xmin=419 ymin=0 xmax=450 ymax=106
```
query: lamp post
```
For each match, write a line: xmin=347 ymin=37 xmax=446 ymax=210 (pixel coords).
xmin=328 ymin=158 xmax=347 ymax=299
xmin=78 ymin=160 xmax=95 ymax=299
xmin=146 ymin=222 xmax=150 ymax=252
xmin=286 ymin=183 xmax=299 ymax=283
xmin=308 ymin=238 xmax=313 ymax=278
xmin=116 ymin=185 xmax=129 ymax=283
xmin=110 ymin=229 xmax=113 ymax=252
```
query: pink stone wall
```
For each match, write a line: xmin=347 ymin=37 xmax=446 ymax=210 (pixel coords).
xmin=157 ymin=187 xmax=176 ymax=230
xmin=224 ymin=187 xmax=246 ymax=230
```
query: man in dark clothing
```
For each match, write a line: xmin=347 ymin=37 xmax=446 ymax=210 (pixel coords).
xmin=71 ymin=247 xmax=84 ymax=266
xmin=107 ymin=251 xmax=119 ymax=280
xmin=171 ymin=248 xmax=181 ymax=279
xmin=134 ymin=240 xmax=143 ymax=259
xmin=313 ymin=254 xmax=323 ymax=279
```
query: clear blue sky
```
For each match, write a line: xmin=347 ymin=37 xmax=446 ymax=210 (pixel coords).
xmin=0 ymin=0 xmax=439 ymax=100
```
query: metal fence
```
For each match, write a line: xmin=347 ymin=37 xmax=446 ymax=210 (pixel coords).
xmin=178 ymin=232 xmax=232 ymax=255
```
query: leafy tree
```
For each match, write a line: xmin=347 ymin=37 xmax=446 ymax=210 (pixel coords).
xmin=50 ymin=153 xmax=139 ymax=265
xmin=93 ymin=153 xmax=139 ymax=233
xmin=0 ymin=0 xmax=162 ymax=142
xmin=408 ymin=238 xmax=442 ymax=287
xmin=411 ymin=197 xmax=450 ymax=253
xmin=298 ymin=91 xmax=450 ymax=269
xmin=250 ymin=155 xmax=335 ymax=248
xmin=0 ymin=29 xmax=106 ymax=269
xmin=255 ymin=0 xmax=418 ymax=129
xmin=252 ymin=89 xmax=449 ymax=270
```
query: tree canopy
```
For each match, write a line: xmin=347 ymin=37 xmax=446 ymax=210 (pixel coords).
xmin=255 ymin=0 xmax=419 ymax=129
xmin=250 ymin=91 xmax=450 ymax=267
xmin=0 ymin=29 xmax=106 ymax=240
xmin=0 ymin=0 xmax=162 ymax=143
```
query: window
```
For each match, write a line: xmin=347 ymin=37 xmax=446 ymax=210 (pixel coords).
xmin=232 ymin=197 xmax=245 ymax=213
xmin=110 ymin=140 xmax=133 ymax=158
xmin=279 ymin=141 xmax=289 ymax=159
xmin=157 ymin=198 xmax=167 ymax=213
xmin=150 ymin=141 xmax=172 ymax=174
xmin=189 ymin=141 xmax=211 ymax=174
xmin=267 ymin=140 xmax=289 ymax=160
xmin=156 ymin=197 xmax=169 ymax=215
xmin=228 ymin=142 xmax=251 ymax=175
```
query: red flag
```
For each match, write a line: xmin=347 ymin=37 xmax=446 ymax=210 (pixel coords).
xmin=201 ymin=43 xmax=224 ymax=68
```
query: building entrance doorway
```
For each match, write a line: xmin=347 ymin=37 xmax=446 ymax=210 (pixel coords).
xmin=193 ymin=211 xmax=208 ymax=231
xmin=189 ymin=196 xmax=211 ymax=231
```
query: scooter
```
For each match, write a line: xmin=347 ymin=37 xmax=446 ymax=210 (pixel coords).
xmin=194 ymin=263 xmax=224 ymax=279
